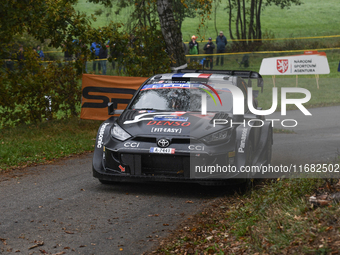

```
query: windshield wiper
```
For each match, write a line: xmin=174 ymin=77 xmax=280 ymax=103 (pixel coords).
xmin=134 ymin=108 xmax=155 ymax=110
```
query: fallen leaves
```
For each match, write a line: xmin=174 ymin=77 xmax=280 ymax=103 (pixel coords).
xmin=28 ymin=240 xmax=44 ymax=250
xmin=51 ymin=252 xmax=65 ymax=255
xmin=148 ymin=179 xmax=340 ymax=255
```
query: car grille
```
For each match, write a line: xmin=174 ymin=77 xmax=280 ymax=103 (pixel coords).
xmin=141 ymin=154 xmax=190 ymax=177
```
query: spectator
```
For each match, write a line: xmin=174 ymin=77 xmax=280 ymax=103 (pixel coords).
xmin=129 ymin=34 xmax=136 ymax=48
xmin=3 ymin=49 xmax=13 ymax=71
xmin=203 ymin=37 xmax=215 ymax=70
xmin=216 ymin=31 xmax=227 ymax=66
xmin=62 ymin=41 xmax=73 ymax=62
xmin=90 ymin=42 xmax=101 ymax=74
xmin=33 ymin=48 xmax=40 ymax=60
xmin=37 ymin=45 xmax=44 ymax=60
xmin=17 ymin=45 xmax=25 ymax=70
xmin=189 ymin=35 xmax=199 ymax=62
xmin=109 ymin=43 xmax=117 ymax=70
xmin=99 ymin=45 xmax=108 ymax=75
xmin=72 ymin=39 xmax=81 ymax=60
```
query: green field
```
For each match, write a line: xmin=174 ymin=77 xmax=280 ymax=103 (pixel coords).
xmin=74 ymin=0 xmax=340 ymax=42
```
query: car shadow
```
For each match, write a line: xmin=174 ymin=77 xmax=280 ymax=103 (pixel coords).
xmin=91 ymin=179 xmax=247 ymax=199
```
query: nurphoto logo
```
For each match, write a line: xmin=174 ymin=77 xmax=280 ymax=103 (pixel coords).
xmin=201 ymin=84 xmax=312 ymax=128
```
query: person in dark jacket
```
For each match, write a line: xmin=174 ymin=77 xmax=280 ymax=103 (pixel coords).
xmin=99 ymin=45 xmax=108 ymax=75
xmin=17 ymin=45 xmax=25 ymax=70
xmin=36 ymin=45 xmax=44 ymax=60
xmin=216 ymin=31 xmax=227 ymax=66
xmin=90 ymin=42 xmax=101 ymax=73
xmin=203 ymin=37 xmax=215 ymax=70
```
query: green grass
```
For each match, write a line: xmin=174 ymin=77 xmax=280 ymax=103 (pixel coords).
xmin=258 ymin=77 xmax=340 ymax=111
xmin=226 ymin=179 xmax=336 ymax=254
xmin=74 ymin=0 xmax=340 ymax=42
xmin=155 ymin=178 xmax=340 ymax=254
xmin=0 ymin=118 xmax=102 ymax=171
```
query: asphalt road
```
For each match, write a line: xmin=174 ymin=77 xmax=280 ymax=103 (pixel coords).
xmin=0 ymin=106 xmax=339 ymax=255
xmin=0 ymin=155 xmax=232 ymax=255
xmin=270 ymin=105 xmax=340 ymax=165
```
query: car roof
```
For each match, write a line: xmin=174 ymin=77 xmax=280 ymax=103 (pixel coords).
xmin=148 ymin=70 xmax=264 ymax=92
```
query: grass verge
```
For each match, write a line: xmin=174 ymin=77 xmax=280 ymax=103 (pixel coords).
xmin=0 ymin=118 xmax=102 ymax=171
xmin=151 ymin=178 xmax=340 ymax=254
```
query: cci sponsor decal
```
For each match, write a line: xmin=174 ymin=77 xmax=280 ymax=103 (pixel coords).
xmin=188 ymin=145 xmax=205 ymax=151
xmin=124 ymin=142 xmax=140 ymax=148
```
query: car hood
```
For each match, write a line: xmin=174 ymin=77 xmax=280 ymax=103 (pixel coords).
xmin=117 ymin=110 xmax=230 ymax=139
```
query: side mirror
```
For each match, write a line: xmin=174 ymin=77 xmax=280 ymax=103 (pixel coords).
xmin=108 ymin=102 xmax=124 ymax=115
xmin=232 ymin=114 xmax=244 ymax=123
xmin=108 ymin=102 xmax=115 ymax=115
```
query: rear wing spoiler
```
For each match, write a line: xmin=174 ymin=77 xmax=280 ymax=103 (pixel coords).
xmin=176 ymin=69 xmax=264 ymax=92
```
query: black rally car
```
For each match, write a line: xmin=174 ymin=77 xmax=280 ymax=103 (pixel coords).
xmin=92 ymin=70 xmax=272 ymax=185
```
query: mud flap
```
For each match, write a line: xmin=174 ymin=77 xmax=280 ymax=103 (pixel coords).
xmin=252 ymin=121 xmax=273 ymax=166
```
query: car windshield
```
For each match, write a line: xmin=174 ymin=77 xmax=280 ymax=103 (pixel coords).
xmin=129 ymin=83 xmax=233 ymax=112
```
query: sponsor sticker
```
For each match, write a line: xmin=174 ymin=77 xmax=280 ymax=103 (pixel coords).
xmin=228 ymin=151 xmax=235 ymax=157
xmin=151 ymin=127 xmax=182 ymax=133
xmin=97 ymin=123 xmax=110 ymax=148
xmin=141 ymin=83 xmax=190 ymax=90
xmin=153 ymin=115 xmax=188 ymax=121
xmin=147 ymin=121 xmax=190 ymax=127
xmin=119 ymin=165 xmax=126 ymax=172
xmin=238 ymin=128 xmax=248 ymax=153
xmin=124 ymin=142 xmax=140 ymax=147
xmin=150 ymin=147 xmax=175 ymax=154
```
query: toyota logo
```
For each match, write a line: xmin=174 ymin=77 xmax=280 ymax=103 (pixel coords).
xmin=157 ymin=138 xmax=170 ymax=148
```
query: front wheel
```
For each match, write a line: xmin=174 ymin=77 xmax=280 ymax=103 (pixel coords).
xmin=242 ymin=141 xmax=254 ymax=191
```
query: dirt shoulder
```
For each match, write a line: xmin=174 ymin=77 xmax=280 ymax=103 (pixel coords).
xmin=146 ymin=179 xmax=340 ymax=255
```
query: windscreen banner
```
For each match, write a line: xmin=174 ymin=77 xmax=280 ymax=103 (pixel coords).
xmin=80 ymin=74 xmax=148 ymax=120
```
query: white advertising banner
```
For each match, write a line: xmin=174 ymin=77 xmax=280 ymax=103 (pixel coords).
xmin=259 ymin=51 xmax=330 ymax=75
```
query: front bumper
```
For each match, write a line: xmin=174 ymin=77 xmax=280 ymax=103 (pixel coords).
xmin=93 ymin=143 xmax=244 ymax=184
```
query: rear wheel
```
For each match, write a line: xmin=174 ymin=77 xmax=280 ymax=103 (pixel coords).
xmin=241 ymin=141 xmax=253 ymax=191
xmin=245 ymin=140 xmax=253 ymax=167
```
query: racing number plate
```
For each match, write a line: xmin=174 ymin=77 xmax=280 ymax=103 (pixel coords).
xmin=150 ymin=147 xmax=175 ymax=154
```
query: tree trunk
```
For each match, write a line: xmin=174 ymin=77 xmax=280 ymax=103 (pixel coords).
xmin=242 ymin=0 xmax=246 ymax=47
xmin=248 ymin=0 xmax=255 ymax=40
xmin=214 ymin=0 xmax=218 ymax=36
xmin=157 ymin=0 xmax=186 ymax=68
xmin=236 ymin=0 xmax=240 ymax=39
xmin=256 ymin=0 xmax=262 ymax=41
xmin=228 ymin=0 xmax=234 ymax=40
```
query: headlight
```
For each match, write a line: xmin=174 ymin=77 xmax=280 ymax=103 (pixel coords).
xmin=111 ymin=123 xmax=131 ymax=141
xmin=201 ymin=129 xmax=232 ymax=144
